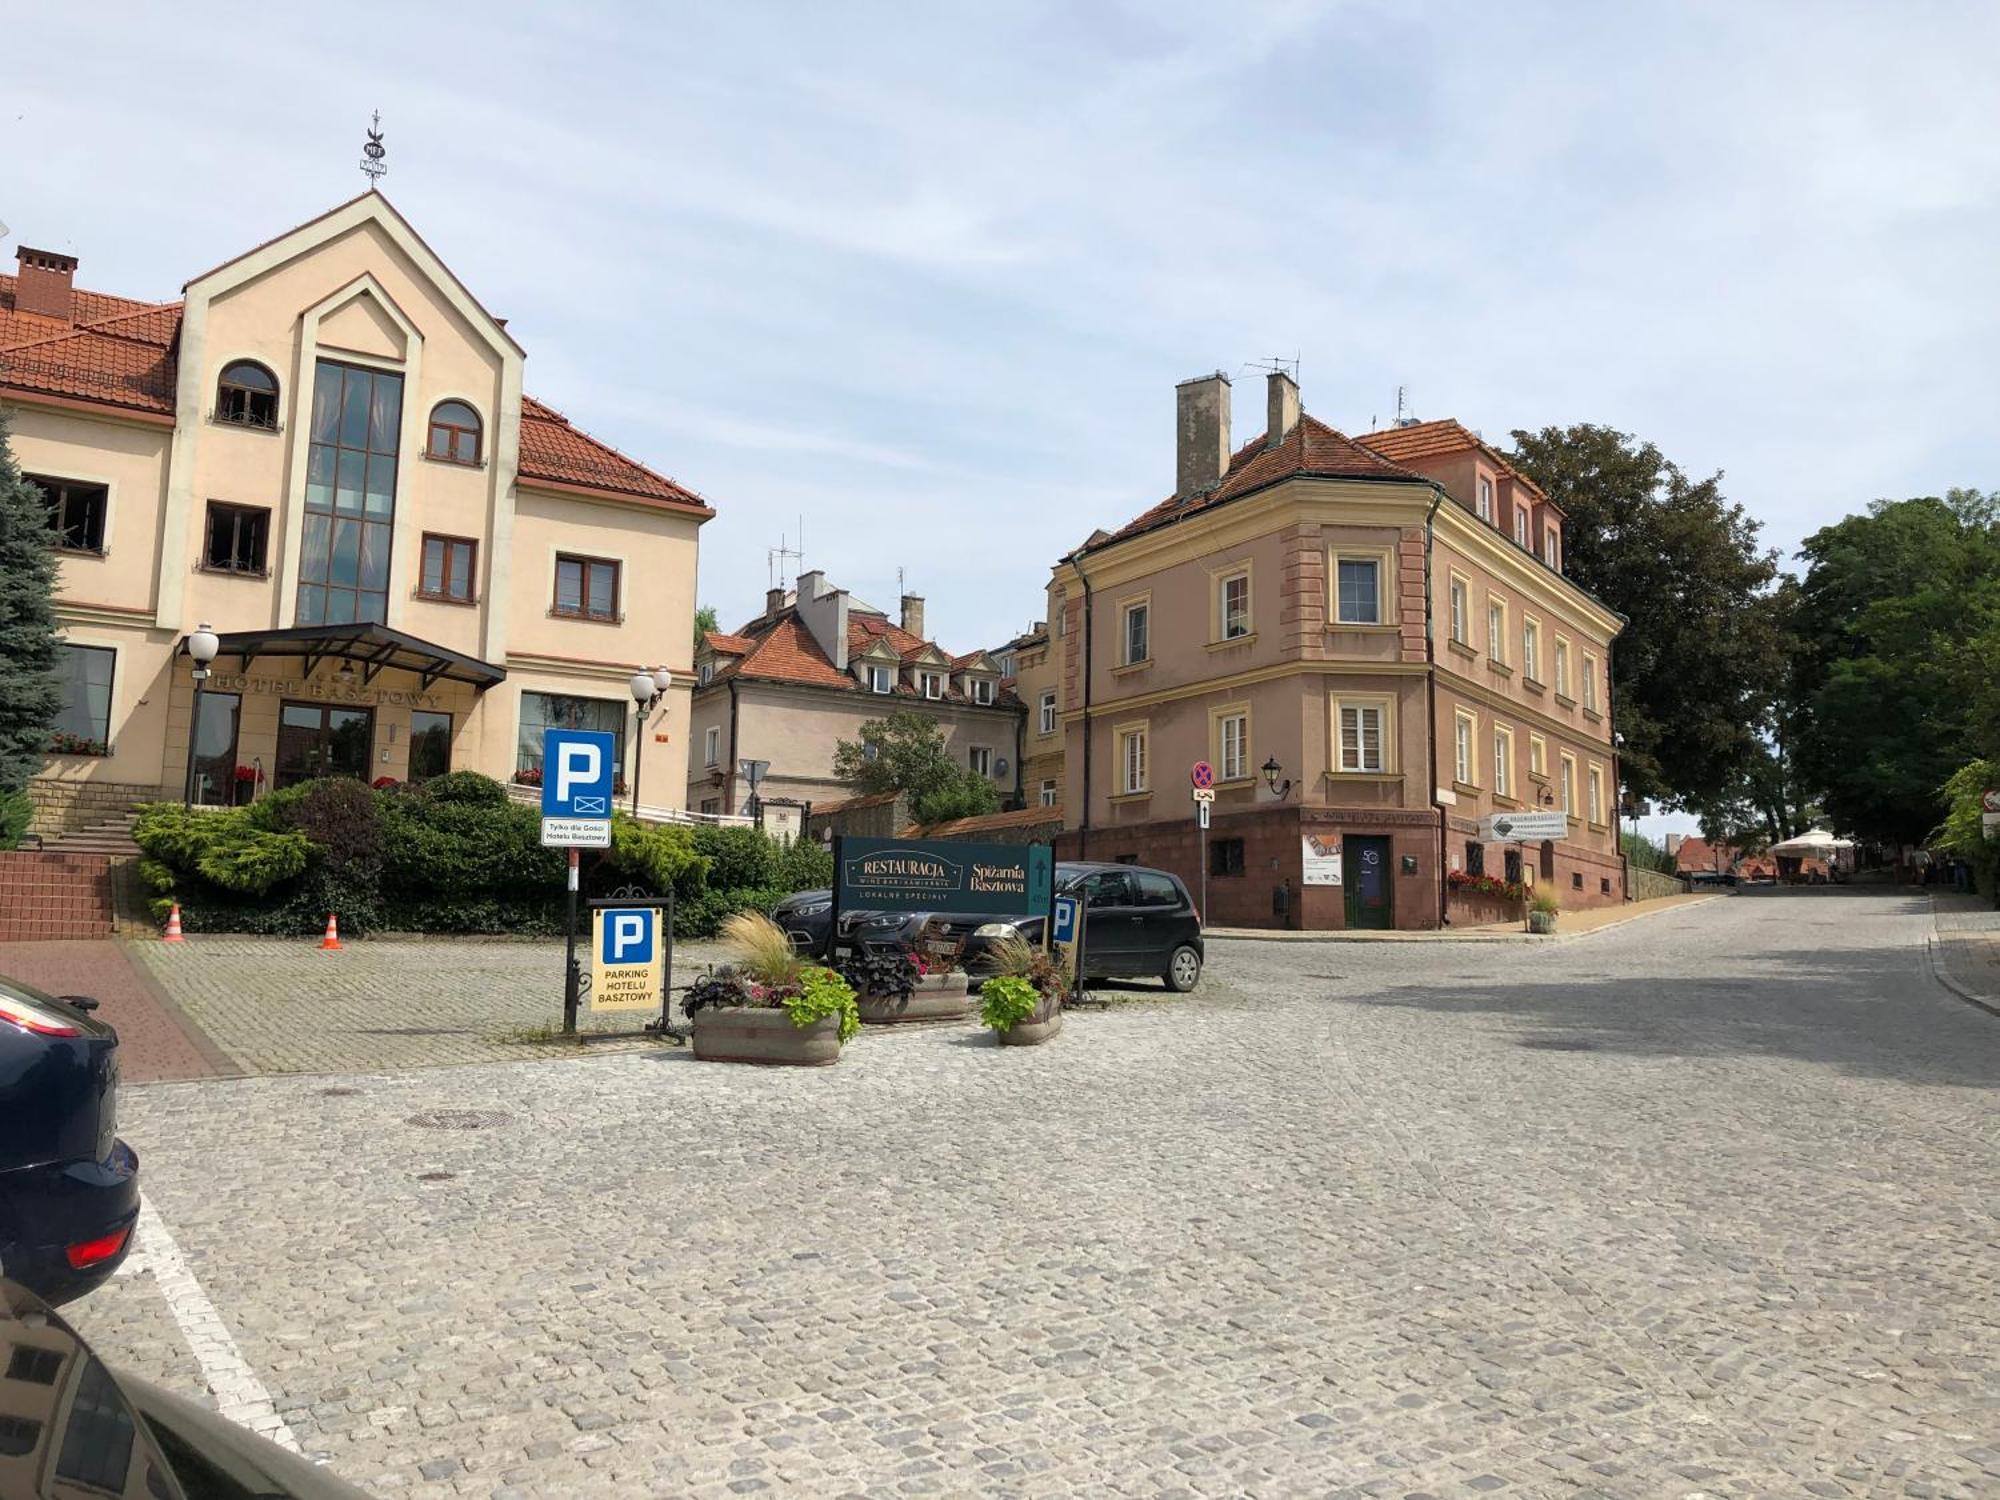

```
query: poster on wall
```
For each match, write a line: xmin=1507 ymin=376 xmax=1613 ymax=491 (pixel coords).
xmin=1302 ymin=833 xmax=1343 ymax=886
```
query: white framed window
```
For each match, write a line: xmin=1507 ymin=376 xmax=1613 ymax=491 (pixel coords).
xmin=1039 ymin=779 xmax=1058 ymax=807
xmin=1449 ymin=576 xmax=1468 ymax=644
xmin=1513 ymin=507 xmax=1528 ymax=546
xmin=1338 ymin=702 xmax=1386 ymax=773
xmin=1523 ymin=619 xmax=1541 ymax=682
xmin=1477 ymin=476 xmax=1493 ymax=522
xmin=1528 ymin=734 xmax=1546 ymax=777
xmin=1544 ymin=526 xmax=1561 ymax=570
xmin=1454 ymin=712 xmax=1475 ymax=785
xmin=698 ymin=661 xmax=714 ymax=685
xmin=1582 ymin=656 xmax=1599 ymax=713
xmin=703 ymin=725 xmax=720 ymax=767
xmin=1493 ymin=726 xmax=1513 ymax=799
xmin=1334 ymin=556 xmax=1382 ymax=624
xmin=1218 ymin=711 xmax=1248 ymax=782
xmin=1220 ymin=571 xmax=1251 ymax=640
xmin=1486 ymin=599 xmax=1507 ymax=662
xmin=869 ymin=663 xmax=892 ymax=694
xmin=921 ymin=670 xmax=942 ymax=699
xmin=1560 ymin=753 xmax=1577 ymax=815
xmin=1118 ymin=725 xmax=1149 ymax=793
xmin=1588 ymin=764 xmax=1604 ymax=824
xmin=971 ymin=677 xmax=994 ymax=705
xmin=1554 ymin=639 xmax=1570 ymax=698
xmin=969 ymin=746 xmax=993 ymax=776
xmin=1122 ymin=601 xmax=1150 ymax=665
xmin=1039 ymin=690 xmax=1056 ymax=735
xmin=699 ymin=797 xmax=721 ymax=815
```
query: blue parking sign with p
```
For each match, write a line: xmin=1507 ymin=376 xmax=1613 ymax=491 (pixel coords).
xmin=1051 ymin=895 xmax=1078 ymax=946
xmin=600 ymin=907 xmax=655 ymax=965
xmin=541 ymin=728 xmax=617 ymax=818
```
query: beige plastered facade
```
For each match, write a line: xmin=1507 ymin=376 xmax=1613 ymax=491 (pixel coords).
xmin=12 ymin=195 xmax=703 ymax=823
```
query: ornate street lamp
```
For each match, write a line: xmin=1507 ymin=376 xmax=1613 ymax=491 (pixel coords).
xmin=182 ymin=624 xmax=220 ymax=808
xmin=1260 ymin=755 xmax=1292 ymax=800
xmin=627 ymin=668 xmax=664 ymax=816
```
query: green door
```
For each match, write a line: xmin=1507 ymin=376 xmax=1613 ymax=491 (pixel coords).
xmin=1343 ymin=836 xmax=1393 ymax=929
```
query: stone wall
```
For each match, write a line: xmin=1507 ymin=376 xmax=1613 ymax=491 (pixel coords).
xmin=26 ymin=774 xmax=160 ymax=836
xmin=1628 ymin=865 xmax=1687 ymax=901
xmin=803 ymin=792 xmax=908 ymax=844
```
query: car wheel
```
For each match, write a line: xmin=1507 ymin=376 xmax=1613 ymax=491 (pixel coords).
xmin=1165 ymin=944 xmax=1201 ymax=993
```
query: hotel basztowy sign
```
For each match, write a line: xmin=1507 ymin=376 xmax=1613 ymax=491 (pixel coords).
xmin=835 ymin=836 xmax=1054 ymax=919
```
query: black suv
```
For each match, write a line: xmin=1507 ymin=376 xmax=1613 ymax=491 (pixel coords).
xmin=838 ymin=861 xmax=1205 ymax=992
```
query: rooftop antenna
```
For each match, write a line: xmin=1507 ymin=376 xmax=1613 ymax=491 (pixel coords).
xmin=1243 ymin=354 xmax=1301 ymax=381
xmin=1394 ymin=385 xmax=1420 ymax=428
xmin=767 ymin=529 xmax=803 ymax=594
xmin=359 ymin=111 xmax=387 ymax=187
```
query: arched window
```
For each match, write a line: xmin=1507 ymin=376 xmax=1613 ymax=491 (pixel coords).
xmin=216 ymin=360 xmax=278 ymax=429
xmin=427 ymin=400 xmax=482 ymax=465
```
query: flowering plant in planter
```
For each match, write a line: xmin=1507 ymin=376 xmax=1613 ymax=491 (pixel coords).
xmin=1447 ymin=869 xmax=1525 ymax=903
xmin=977 ymin=929 xmax=1067 ymax=1035
xmin=511 ymin=767 xmax=543 ymax=787
xmin=232 ymin=765 xmax=261 ymax=785
xmin=713 ymin=911 xmax=859 ymax=1042
xmin=47 ymin=731 xmax=108 ymax=756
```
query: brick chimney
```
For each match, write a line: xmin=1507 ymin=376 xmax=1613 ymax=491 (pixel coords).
xmin=900 ymin=594 xmax=926 ymax=640
xmin=1265 ymin=369 xmax=1299 ymax=450
xmin=1175 ymin=371 xmax=1231 ymax=499
xmin=765 ymin=586 xmax=786 ymax=620
xmin=14 ymin=247 xmax=77 ymax=322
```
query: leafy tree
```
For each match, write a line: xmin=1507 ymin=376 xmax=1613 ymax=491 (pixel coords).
xmin=1619 ymin=830 xmax=1676 ymax=875
xmin=1792 ymin=492 xmax=2000 ymax=845
xmin=1507 ymin=424 xmax=1779 ymax=809
xmin=694 ymin=603 xmax=719 ymax=650
xmin=1934 ymin=758 xmax=1998 ymax=897
xmin=1691 ymin=579 xmax=1817 ymax=849
xmin=832 ymin=710 xmax=1001 ymax=825
xmin=0 ymin=416 xmax=63 ymax=800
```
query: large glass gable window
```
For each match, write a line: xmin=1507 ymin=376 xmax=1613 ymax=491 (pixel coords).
xmin=299 ymin=359 xmax=402 ymax=625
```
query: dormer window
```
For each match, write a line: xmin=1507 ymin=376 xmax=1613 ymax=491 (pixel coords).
xmin=920 ymin=670 xmax=943 ymax=699
xmin=971 ymin=677 xmax=994 ymax=705
xmin=699 ymin=661 xmax=714 ymax=686
xmin=1513 ymin=507 xmax=1528 ymax=547
xmin=1476 ymin=476 xmax=1493 ymax=522
xmin=216 ymin=361 xmax=279 ymax=429
xmin=1543 ymin=526 xmax=1561 ymax=570
xmin=869 ymin=664 xmax=892 ymax=694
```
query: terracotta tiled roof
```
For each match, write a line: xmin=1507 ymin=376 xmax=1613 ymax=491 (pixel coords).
xmin=1357 ymin=418 xmax=1554 ymax=509
xmin=705 ymin=602 xmax=1017 ymax=707
xmin=1 ymin=268 xmax=707 ymax=512
xmin=1086 ymin=414 xmax=1421 ymax=553
xmin=0 ymin=273 xmax=180 ymax=415
xmin=812 ymin=790 xmax=901 ymax=817
xmin=903 ymin=804 xmax=1064 ymax=838
xmin=516 ymin=396 xmax=709 ymax=513
xmin=703 ymin=630 xmax=756 ymax=655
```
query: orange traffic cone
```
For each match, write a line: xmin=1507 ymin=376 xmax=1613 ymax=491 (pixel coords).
xmin=162 ymin=903 xmax=185 ymax=943
xmin=317 ymin=912 xmax=343 ymax=951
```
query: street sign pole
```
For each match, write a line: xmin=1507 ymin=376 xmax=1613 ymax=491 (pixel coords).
xmin=562 ymin=847 xmax=581 ymax=1035
xmin=1189 ymin=763 xmax=1217 ymax=926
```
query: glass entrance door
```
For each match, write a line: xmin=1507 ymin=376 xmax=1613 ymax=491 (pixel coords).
xmin=276 ymin=701 xmax=374 ymax=788
xmin=1342 ymin=835 xmax=1394 ymax=929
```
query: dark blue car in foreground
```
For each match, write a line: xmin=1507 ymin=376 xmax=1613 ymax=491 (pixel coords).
xmin=0 ymin=975 xmax=139 ymax=1306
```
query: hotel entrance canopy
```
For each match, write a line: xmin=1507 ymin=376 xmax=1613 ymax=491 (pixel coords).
xmin=177 ymin=622 xmax=506 ymax=693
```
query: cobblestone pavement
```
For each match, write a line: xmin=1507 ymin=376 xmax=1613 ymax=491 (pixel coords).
xmin=128 ymin=935 xmax=732 ymax=1074
xmin=71 ymin=890 xmax=2000 ymax=1498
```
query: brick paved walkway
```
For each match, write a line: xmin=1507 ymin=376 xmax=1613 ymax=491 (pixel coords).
xmin=0 ymin=939 xmax=227 ymax=1081
xmin=130 ymin=935 xmax=731 ymax=1075
xmin=68 ymin=889 xmax=2000 ymax=1497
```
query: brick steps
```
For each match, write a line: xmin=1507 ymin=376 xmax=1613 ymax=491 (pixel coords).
xmin=42 ymin=812 xmax=142 ymax=860
xmin=0 ymin=851 xmax=116 ymax=942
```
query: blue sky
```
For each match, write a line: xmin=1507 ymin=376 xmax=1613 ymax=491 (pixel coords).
xmin=7 ymin=2 xmax=1997 ymax=834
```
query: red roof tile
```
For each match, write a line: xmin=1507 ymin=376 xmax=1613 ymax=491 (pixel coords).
xmin=703 ymin=630 xmax=756 ymax=655
xmin=1357 ymin=418 xmax=1554 ymax=509
xmin=903 ymin=804 xmax=1064 ymax=837
xmin=2 ymin=263 xmax=707 ymax=513
xmin=1088 ymin=414 xmax=1421 ymax=552
xmin=706 ymin=602 xmax=1016 ymax=707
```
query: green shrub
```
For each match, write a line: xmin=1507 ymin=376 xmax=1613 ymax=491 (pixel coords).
xmin=417 ymin=769 xmax=511 ymax=807
xmin=787 ymin=964 xmax=859 ymax=1043
xmin=0 ymin=788 xmax=32 ymax=851
xmin=693 ymin=824 xmax=780 ymax=890
xmin=259 ymin=778 xmax=382 ymax=879
xmin=980 ymin=974 xmax=1041 ymax=1033
xmin=192 ymin=823 xmax=312 ymax=894
xmin=134 ymin=803 xmax=236 ymax=867
xmin=606 ymin=814 xmax=709 ymax=898
xmin=777 ymin=835 xmax=832 ymax=891
xmin=673 ymin=884 xmax=789 ymax=940
xmin=380 ymin=789 xmax=558 ymax=897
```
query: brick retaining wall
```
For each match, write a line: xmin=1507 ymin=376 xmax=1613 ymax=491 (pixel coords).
xmin=27 ymin=774 xmax=159 ymax=836
xmin=0 ymin=850 xmax=114 ymax=941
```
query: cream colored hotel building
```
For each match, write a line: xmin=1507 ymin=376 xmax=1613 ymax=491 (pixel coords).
xmin=0 ymin=192 xmax=710 ymax=831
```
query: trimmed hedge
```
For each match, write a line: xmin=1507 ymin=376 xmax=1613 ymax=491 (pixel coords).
xmin=135 ymin=773 xmax=815 ymax=939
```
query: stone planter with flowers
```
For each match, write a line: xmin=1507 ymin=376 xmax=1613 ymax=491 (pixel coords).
xmin=685 ymin=912 xmax=860 ymax=1066
xmin=978 ymin=931 xmax=1068 ymax=1047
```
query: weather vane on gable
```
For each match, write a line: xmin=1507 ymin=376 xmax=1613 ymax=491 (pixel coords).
xmin=359 ymin=111 xmax=387 ymax=186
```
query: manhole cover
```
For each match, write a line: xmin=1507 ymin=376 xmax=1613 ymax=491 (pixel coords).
xmin=416 ymin=1170 xmax=457 ymax=1182
xmin=405 ymin=1109 xmax=511 ymax=1130
xmin=1520 ymin=1038 xmax=1597 ymax=1052
xmin=319 ymin=1087 xmax=360 ymax=1097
